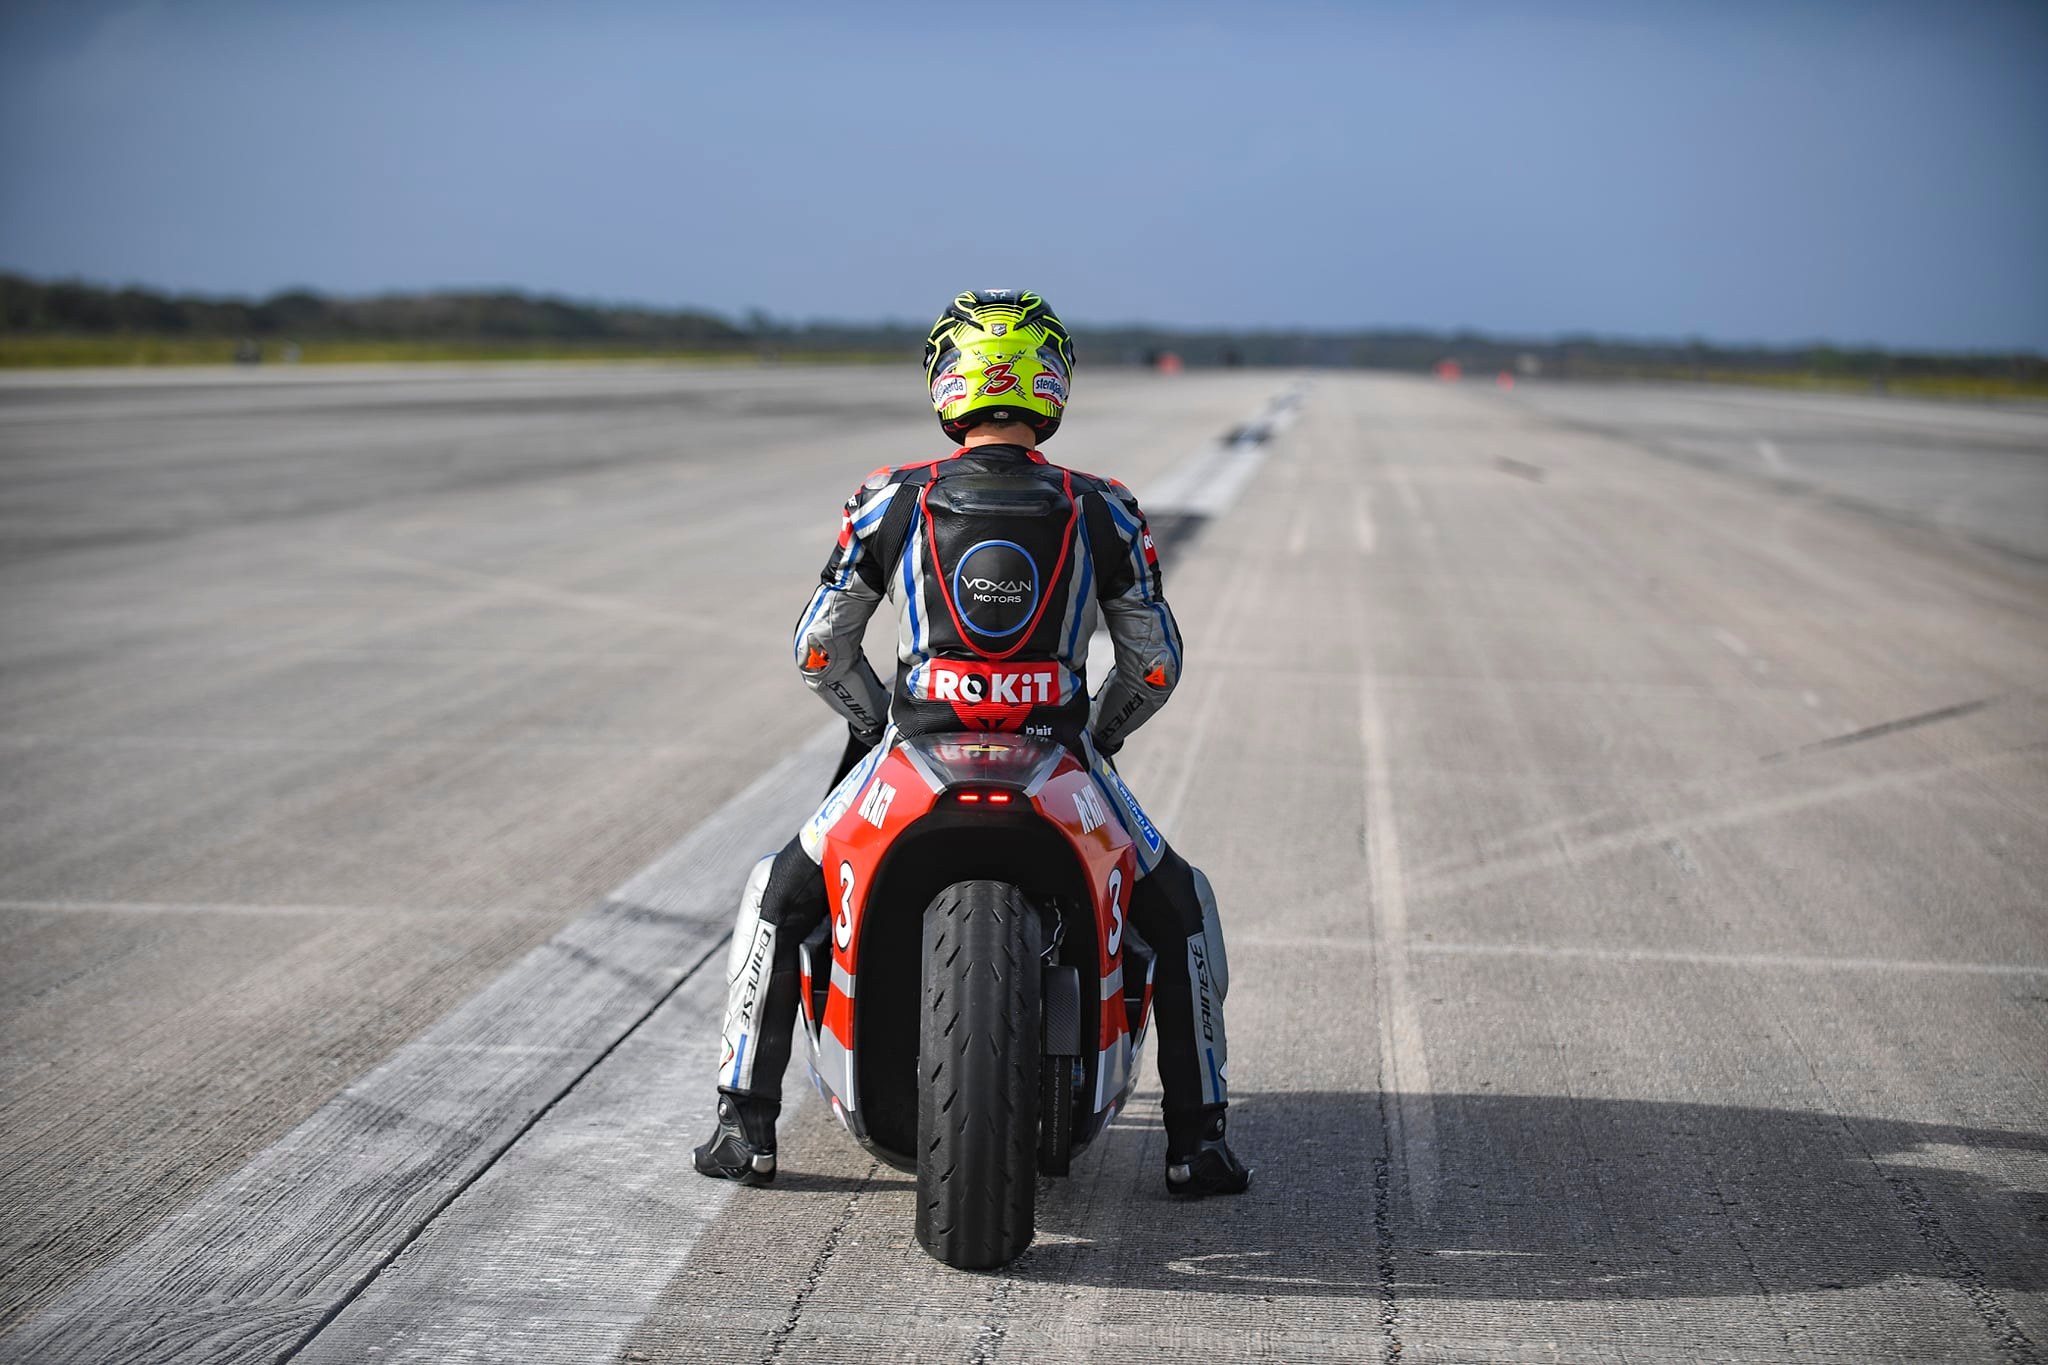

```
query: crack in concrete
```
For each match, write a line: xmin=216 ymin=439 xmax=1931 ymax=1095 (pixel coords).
xmin=761 ymin=1160 xmax=878 ymax=1364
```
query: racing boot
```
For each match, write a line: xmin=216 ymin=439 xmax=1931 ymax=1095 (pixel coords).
xmin=692 ymin=1089 xmax=779 ymax=1185
xmin=1164 ymin=1103 xmax=1252 ymax=1199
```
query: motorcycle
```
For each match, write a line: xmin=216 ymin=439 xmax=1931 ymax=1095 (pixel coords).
xmin=790 ymin=728 xmax=1153 ymax=1269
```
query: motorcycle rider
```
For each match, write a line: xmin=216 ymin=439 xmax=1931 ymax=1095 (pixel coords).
xmin=694 ymin=289 xmax=1251 ymax=1198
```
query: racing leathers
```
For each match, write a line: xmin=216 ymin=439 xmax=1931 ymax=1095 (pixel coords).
xmin=703 ymin=442 xmax=1238 ymax=1185
xmin=794 ymin=443 xmax=1182 ymax=759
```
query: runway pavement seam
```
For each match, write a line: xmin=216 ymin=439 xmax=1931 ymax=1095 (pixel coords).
xmin=1229 ymin=933 xmax=2048 ymax=977
xmin=0 ymin=897 xmax=495 ymax=917
xmin=1692 ymin=1138 xmax=1811 ymax=1354
xmin=1335 ymin=384 xmax=1432 ymax=1360
xmin=1342 ymin=390 xmax=1448 ymax=1232
xmin=758 ymin=1161 xmax=880 ymax=1365
xmin=967 ymin=1274 xmax=1016 ymax=1365
xmin=332 ymin=543 xmax=730 ymax=633
xmin=273 ymin=924 xmax=735 ymax=1365
xmin=1873 ymin=1157 xmax=2043 ymax=1365
xmin=1370 ymin=1145 xmax=1404 ymax=1363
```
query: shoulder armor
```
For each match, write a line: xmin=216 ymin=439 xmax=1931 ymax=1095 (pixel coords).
xmin=1103 ymin=478 xmax=1144 ymax=516
xmin=1057 ymin=466 xmax=1115 ymax=497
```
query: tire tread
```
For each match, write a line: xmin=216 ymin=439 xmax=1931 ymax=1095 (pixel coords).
xmin=914 ymin=880 xmax=1041 ymax=1268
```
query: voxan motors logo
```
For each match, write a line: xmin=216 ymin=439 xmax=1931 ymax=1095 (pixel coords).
xmin=952 ymin=539 xmax=1039 ymax=638
xmin=961 ymin=575 xmax=1029 ymax=602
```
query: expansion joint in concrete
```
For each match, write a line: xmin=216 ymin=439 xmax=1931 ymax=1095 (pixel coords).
xmin=273 ymin=918 xmax=735 ymax=1365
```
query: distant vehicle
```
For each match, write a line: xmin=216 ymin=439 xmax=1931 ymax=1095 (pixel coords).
xmin=794 ymin=731 xmax=1157 ymax=1269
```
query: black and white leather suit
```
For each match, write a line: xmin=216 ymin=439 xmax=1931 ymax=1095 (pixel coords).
xmin=715 ymin=443 xmax=1233 ymax=1150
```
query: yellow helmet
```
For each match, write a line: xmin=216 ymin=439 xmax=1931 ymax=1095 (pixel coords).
xmin=922 ymin=289 xmax=1076 ymax=442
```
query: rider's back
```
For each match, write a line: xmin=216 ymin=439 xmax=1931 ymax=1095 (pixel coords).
xmin=804 ymin=441 xmax=1179 ymax=753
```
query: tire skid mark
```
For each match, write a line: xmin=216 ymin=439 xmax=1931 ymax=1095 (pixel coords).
xmin=1761 ymin=695 xmax=1998 ymax=763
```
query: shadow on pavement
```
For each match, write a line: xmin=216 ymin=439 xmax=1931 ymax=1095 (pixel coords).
xmin=1014 ymin=1090 xmax=2047 ymax=1305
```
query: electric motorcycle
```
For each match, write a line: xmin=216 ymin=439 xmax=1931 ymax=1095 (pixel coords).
xmin=794 ymin=730 xmax=1153 ymax=1270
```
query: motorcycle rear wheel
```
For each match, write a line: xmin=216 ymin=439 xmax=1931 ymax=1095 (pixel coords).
xmin=915 ymin=879 xmax=1042 ymax=1269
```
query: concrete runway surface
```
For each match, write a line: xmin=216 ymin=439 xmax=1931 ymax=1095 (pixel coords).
xmin=1 ymin=365 xmax=2043 ymax=1363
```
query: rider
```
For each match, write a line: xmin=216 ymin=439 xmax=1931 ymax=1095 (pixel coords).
xmin=693 ymin=289 xmax=1251 ymax=1198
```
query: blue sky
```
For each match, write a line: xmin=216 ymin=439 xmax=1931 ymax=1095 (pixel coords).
xmin=1 ymin=1 xmax=2043 ymax=349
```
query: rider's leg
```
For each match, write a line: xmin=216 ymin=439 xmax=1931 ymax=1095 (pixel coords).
xmin=692 ymin=835 xmax=826 ymax=1183
xmin=696 ymin=737 xmax=891 ymax=1183
xmin=1085 ymin=741 xmax=1251 ymax=1197
xmin=1129 ymin=845 xmax=1251 ymax=1196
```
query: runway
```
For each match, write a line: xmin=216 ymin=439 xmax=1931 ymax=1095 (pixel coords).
xmin=2 ymin=365 xmax=2043 ymax=1362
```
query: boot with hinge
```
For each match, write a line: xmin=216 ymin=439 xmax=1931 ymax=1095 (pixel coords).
xmin=693 ymin=1090 xmax=779 ymax=1185
xmin=1164 ymin=1103 xmax=1252 ymax=1199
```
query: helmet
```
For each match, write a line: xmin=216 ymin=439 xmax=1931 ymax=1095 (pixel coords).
xmin=922 ymin=289 xmax=1076 ymax=442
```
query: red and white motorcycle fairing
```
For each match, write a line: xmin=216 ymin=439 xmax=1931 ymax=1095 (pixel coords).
xmin=793 ymin=732 xmax=1152 ymax=1171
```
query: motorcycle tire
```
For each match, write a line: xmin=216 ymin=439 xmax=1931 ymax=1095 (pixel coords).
xmin=915 ymin=879 xmax=1042 ymax=1269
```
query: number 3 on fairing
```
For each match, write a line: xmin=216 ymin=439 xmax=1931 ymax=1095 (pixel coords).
xmin=1105 ymin=866 xmax=1124 ymax=957
xmin=836 ymin=861 xmax=856 ymax=949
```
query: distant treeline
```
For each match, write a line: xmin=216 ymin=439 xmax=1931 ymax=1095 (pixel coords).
xmin=0 ymin=272 xmax=747 ymax=346
xmin=3 ymin=272 xmax=2040 ymax=384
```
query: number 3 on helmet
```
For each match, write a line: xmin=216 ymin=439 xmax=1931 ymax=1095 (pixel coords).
xmin=922 ymin=289 xmax=1077 ymax=443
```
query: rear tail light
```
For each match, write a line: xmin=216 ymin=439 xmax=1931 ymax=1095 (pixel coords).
xmin=953 ymin=789 xmax=1017 ymax=806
